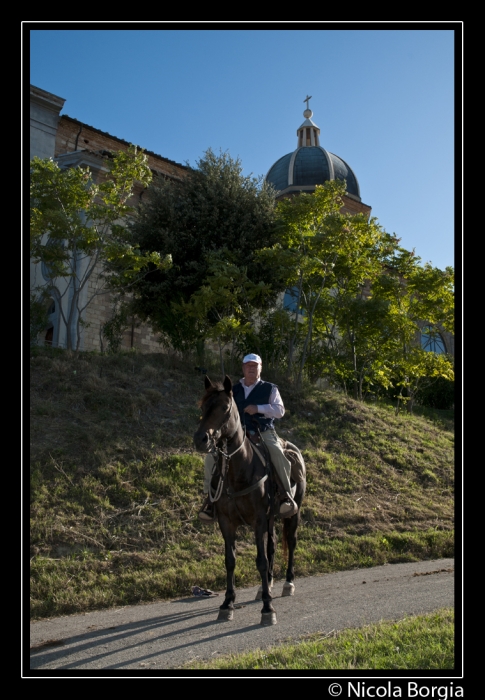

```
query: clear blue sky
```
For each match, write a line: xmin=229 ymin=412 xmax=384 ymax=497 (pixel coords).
xmin=27 ymin=24 xmax=460 ymax=273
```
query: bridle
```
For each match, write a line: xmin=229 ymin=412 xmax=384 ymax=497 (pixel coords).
xmin=206 ymin=395 xmax=246 ymax=460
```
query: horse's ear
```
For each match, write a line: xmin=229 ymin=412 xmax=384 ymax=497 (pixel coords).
xmin=204 ymin=375 xmax=213 ymax=390
xmin=223 ymin=375 xmax=233 ymax=395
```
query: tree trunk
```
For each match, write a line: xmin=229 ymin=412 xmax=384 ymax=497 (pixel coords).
xmin=351 ymin=332 xmax=358 ymax=400
xmin=288 ymin=273 xmax=303 ymax=375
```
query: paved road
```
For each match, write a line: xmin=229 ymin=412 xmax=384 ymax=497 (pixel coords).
xmin=28 ymin=558 xmax=454 ymax=674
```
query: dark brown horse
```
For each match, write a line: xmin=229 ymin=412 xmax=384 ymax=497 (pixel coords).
xmin=193 ymin=375 xmax=306 ymax=625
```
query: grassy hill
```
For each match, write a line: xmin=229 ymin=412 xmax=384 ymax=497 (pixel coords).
xmin=29 ymin=347 xmax=454 ymax=621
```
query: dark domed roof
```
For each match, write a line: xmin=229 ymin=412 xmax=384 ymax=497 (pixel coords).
xmin=265 ymin=104 xmax=362 ymax=201
xmin=267 ymin=147 xmax=361 ymax=198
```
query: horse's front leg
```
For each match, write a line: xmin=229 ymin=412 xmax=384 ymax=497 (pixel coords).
xmin=282 ymin=514 xmax=298 ymax=597
xmin=218 ymin=518 xmax=237 ymax=621
xmin=255 ymin=526 xmax=277 ymax=626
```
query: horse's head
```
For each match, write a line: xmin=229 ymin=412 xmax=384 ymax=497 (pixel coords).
xmin=193 ymin=375 xmax=236 ymax=452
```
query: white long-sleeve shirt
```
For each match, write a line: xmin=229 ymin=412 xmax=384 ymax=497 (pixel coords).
xmin=238 ymin=378 xmax=285 ymax=420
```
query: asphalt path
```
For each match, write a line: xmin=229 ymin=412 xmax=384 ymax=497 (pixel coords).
xmin=28 ymin=558 xmax=454 ymax=674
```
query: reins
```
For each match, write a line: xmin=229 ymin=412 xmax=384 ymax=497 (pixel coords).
xmin=207 ymin=395 xmax=269 ymax=509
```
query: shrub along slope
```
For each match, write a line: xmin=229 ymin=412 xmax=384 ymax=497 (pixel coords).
xmin=29 ymin=348 xmax=454 ymax=620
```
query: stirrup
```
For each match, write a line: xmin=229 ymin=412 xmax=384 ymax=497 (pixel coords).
xmin=279 ymin=495 xmax=298 ymax=518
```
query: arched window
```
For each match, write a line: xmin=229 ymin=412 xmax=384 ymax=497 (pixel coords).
xmin=45 ymin=326 xmax=54 ymax=345
xmin=284 ymin=288 xmax=298 ymax=312
xmin=283 ymin=287 xmax=305 ymax=315
xmin=421 ymin=325 xmax=446 ymax=354
xmin=42 ymin=294 xmax=60 ymax=347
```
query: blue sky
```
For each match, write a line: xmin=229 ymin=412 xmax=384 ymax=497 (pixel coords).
xmin=27 ymin=24 xmax=460 ymax=273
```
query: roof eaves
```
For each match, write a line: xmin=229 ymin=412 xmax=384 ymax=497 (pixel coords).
xmin=60 ymin=115 xmax=190 ymax=171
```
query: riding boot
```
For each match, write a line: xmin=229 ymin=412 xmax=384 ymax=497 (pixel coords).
xmin=279 ymin=491 xmax=298 ymax=518
xmin=198 ymin=494 xmax=215 ymax=522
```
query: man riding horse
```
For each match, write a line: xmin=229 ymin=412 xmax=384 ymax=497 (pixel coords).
xmin=199 ymin=353 xmax=298 ymax=522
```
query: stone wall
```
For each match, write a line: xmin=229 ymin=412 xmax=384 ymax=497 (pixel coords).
xmin=341 ymin=194 xmax=372 ymax=218
xmin=30 ymin=85 xmax=66 ymax=160
xmin=276 ymin=190 xmax=372 ymax=220
xmin=47 ymin=118 xmax=189 ymax=353
xmin=80 ymin=261 xmax=166 ymax=353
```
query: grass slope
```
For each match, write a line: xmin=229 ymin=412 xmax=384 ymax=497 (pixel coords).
xmin=29 ymin=348 xmax=454 ymax=621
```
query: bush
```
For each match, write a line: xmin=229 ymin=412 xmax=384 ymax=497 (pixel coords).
xmin=415 ymin=376 xmax=454 ymax=410
xmin=29 ymin=294 xmax=49 ymax=347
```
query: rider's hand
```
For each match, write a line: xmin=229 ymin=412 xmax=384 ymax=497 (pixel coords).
xmin=244 ymin=405 xmax=259 ymax=415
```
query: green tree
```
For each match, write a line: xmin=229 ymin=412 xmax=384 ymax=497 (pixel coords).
xmin=173 ymin=251 xmax=272 ymax=375
xmin=128 ymin=148 xmax=280 ymax=358
xmin=370 ymin=248 xmax=455 ymax=413
xmin=30 ymin=147 xmax=165 ymax=350
xmin=310 ymin=294 xmax=397 ymax=399
xmin=258 ymin=181 xmax=396 ymax=388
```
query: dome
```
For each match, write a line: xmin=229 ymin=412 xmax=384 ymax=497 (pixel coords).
xmin=265 ymin=101 xmax=362 ymax=201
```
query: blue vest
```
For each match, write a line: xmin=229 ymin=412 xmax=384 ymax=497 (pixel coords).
xmin=233 ymin=380 xmax=278 ymax=433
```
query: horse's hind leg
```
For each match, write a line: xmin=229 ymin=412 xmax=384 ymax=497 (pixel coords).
xmin=282 ymin=514 xmax=299 ymax=597
xmin=255 ymin=518 xmax=275 ymax=600
xmin=255 ymin=579 xmax=273 ymax=600
xmin=218 ymin=521 xmax=237 ymax=621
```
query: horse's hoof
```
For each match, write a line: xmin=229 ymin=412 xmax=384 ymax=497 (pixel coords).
xmin=261 ymin=611 xmax=277 ymax=626
xmin=282 ymin=582 xmax=295 ymax=597
xmin=217 ymin=608 xmax=234 ymax=621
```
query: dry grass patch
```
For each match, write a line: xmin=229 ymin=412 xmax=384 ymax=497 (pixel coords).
xmin=29 ymin=347 xmax=454 ymax=620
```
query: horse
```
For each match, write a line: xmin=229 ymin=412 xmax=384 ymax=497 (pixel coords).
xmin=193 ymin=374 xmax=306 ymax=626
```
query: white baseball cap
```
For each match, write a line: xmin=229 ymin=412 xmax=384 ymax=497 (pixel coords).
xmin=242 ymin=353 xmax=262 ymax=364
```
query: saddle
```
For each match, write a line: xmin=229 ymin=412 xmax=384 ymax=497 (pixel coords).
xmin=209 ymin=429 xmax=303 ymax=518
xmin=247 ymin=430 xmax=301 ymax=517
xmin=248 ymin=430 xmax=305 ymax=484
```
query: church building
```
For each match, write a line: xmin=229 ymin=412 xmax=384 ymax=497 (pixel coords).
xmin=30 ymin=88 xmax=452 ymax=357
xmin=30 ymin=85 xmax=188 ymax=352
